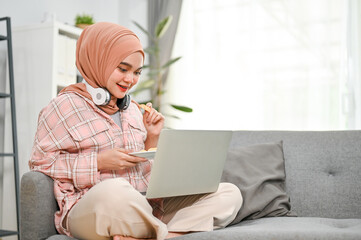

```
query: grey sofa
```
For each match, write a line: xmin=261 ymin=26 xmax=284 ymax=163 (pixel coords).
xmin=20 ymin=131 xmax=361 ymax=240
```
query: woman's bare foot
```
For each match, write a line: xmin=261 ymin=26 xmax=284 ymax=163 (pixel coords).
xmin=113 ymin=232 xmax=187 ymax=240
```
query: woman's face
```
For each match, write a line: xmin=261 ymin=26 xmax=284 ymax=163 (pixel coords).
xmin=106 ymin=51 xmax=143 ymax=99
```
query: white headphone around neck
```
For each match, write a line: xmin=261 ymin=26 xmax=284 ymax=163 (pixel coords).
xmin=82 ymin=79 xmax=131 ymax=110
xmin=82 ymin=79 xmax=111 ymax=106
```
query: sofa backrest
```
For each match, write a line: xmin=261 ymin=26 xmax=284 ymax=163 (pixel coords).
xmin=230 ymin=130 xmax=361 ymax=219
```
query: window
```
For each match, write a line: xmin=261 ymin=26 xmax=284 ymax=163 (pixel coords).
xmin=164 ymin=0 xmax=361 ymax=130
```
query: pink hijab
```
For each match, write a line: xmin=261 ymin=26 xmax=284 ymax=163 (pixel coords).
xmin=60 ymin=22 xmax=144 ymax=114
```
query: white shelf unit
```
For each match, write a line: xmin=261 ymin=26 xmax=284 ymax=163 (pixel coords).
xmin=13 ymin=20 xmax=81 ymax=98
xmin=10 ymin=20 xmax=81 ymax=191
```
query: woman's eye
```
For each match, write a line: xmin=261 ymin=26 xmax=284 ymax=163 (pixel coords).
xmin=135 ymin=71 xmax=142 ymax=76
xmin=118 ymin=67 xmax=127 ymax=72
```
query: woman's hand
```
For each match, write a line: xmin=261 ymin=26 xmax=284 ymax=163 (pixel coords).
xmin=143 ymin=102 xmax=164 ymax=137
xmin=143 ymin=102 xmax=165 ymax=150
xmin=97 ymin=148 xmax=147 ymax=171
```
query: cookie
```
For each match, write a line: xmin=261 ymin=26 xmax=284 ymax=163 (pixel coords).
xmin=139 ymin=104 xmax=151 ymax=113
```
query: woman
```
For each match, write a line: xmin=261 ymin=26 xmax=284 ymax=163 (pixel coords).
xmin=29 ymin=22 xmax=242 ymax=240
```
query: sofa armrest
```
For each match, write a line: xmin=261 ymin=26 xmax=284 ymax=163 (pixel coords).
xmin=20 ymin=171 xmax=58 ymax=240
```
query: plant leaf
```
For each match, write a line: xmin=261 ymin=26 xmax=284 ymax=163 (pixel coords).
xmin=131 ymin=79 xmax=155 ymax=95
xmin=162 ymin=56 xmax=181 ymax=69
xmin=75 ymin=14 xmax=94 ymax=24
xmin=141 ymin=64 xmax=150 ymax=69
xmin=132 ymin=79 xmax=155 ymax=95
xmin=144 ymin=46 xmax=158 ymax=55
xmin=170 ymin=104 xmax=193 ymax=112
xmin=157 ymin=90 xmax=166 ymax=95
xmin=147 ymin=70 xmax=161 ymax=78
xmin=138 ymin=79 xmax=156 ymax=88
xmin=132 ymin=21 xmax=152 ymax=39
xmin=131 ymin=88 xmax=148 ymax=96
xmin=155 ymin=15 xmax=173 ymax=39
xmin=131 ymin=85 xmax=152 ymax=95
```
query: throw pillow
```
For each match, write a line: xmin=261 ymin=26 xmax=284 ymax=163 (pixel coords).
xmin=221 ymin=141 xmax=295 ymax=225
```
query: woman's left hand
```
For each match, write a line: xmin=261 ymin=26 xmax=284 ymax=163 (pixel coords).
xmin=143 ymin=102 xmax=165 ymax=137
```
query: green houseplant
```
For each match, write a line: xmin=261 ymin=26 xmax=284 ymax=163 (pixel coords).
xmin=132 ymin=15 xmax=192 ymax=118
xmin=75 ymin=14 xmax=95 ymax=29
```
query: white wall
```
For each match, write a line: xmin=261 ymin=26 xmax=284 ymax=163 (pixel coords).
xmin=2 ymin=0 xmax=121 ymax=27
xmin=0 ymin=0 xmax=148 ymax=45
xmin=0 ymin=1 xmax=148 ymax=238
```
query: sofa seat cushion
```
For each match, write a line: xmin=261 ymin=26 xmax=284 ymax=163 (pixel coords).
xmin=174 ymin=217 xmax=361 ymax=240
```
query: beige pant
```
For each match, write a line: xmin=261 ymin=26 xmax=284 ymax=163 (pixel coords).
xmin=67 ymin=178 xmax=242 ymax=240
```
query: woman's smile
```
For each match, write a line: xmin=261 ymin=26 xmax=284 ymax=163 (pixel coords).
xmin=117 ymin=84 xmax=129 ymax=92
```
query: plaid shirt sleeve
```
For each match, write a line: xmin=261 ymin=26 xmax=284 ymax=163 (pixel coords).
xmin=29 ymin=93 xmax=107 ymax=189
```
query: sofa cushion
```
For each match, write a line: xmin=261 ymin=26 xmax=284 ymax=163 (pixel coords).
xmin=221 ymin=141 xmax=294 ymax=225
xmin=174 ymin=217 xmax=361 ymax=240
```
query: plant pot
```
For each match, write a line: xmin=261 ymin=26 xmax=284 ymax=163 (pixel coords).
xmin=76 ymin=24 xmax=91 ymax=29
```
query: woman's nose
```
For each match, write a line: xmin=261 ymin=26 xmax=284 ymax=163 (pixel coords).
xmin=124 ymin=73 xmax=133 ymax=83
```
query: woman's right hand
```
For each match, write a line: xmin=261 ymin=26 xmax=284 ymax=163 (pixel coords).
xmin=97 ymin=148 xmax=147 ymax=171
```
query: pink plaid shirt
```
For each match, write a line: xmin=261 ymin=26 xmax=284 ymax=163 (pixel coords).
xmin=29 ymin=92 xmax=160 ymax=236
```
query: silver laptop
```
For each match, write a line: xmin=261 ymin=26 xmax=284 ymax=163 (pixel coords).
xmin=145 ymin=129 xmax=233 ymax=199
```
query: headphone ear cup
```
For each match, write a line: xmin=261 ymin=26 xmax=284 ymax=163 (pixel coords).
xmin=92 ymin=88 xmax=111 ymax=106
xmin=117 ymin=94 xmax=131 ymax=110
xmin=82 ymin=79 xmax=110 ymax=106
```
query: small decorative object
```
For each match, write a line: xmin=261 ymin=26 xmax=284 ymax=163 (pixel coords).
xmin=75 ymin=14 xmax=95 ymax=29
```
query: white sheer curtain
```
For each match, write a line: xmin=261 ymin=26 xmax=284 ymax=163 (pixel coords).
xmin=343 ymin=0 xmax=361 ymax=129
xmin=163 ymin=0 xmax=361 ymax=130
